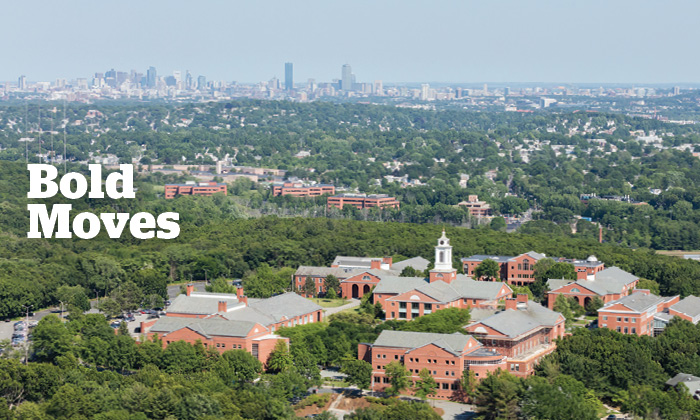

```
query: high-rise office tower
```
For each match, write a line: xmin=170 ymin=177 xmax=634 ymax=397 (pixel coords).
xmin=146 ymin=66 xmax=157 ymax=88
xmin=285 ymin=62 xmax=293 ymax=90
xmin=421 ymin=84 xmax=430 ymax=101
xmin=374 ymin=80 xmax=383 ymax=96
xmin=185 ymin=71 xmax=193 ymax=89
xmin=341 ymin=64 xmax=353 ymax=91
xmin=18 ymin=75 xmax=27 ymax=90
xmin=197 ymin=75 xmax=207 ymax=90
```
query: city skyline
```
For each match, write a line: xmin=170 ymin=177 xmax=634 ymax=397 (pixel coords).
xmin=2 ymin=0 xmax=699 ymax=84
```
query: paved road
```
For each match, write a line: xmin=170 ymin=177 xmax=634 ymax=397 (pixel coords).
xmin=324 ymin=299 xmax=360 ymax=316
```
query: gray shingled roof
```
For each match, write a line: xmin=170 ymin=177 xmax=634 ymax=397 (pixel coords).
xmin=471 ymin=302 xmax=563 ymax=338
xmin=246 ymin=292 xmax=322 ymax=322
xmin=462 ymin=255 xmax=513 ymax=263
xmin=372 ymin=330 xmax=477 ymax=356
xmin=666 ymin=373 xmax=700 ymax=395
xmin=149 ymin=317 xmax=259 ymax=338
xmin=599 ymin=292 xmax=676 ymax=313
xmin=373 ymin=276 xmax=428 ymax=294
xmin=375 ymin=274 xmax=507 ymax=303
xmin=595 ymin=266 xmax=639 ymax=287
xmin=294 ymin=266 xmax=361 ymax=278
xmin=392 ymin=257 xmax=431 ymax=272
xmin=669 ymin=295 xmax=700 ymax=319
xmin=167 ymin=293 xmax=242 ymax=315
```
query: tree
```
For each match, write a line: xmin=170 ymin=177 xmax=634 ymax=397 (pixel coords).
xmin=98 ymin=298 xmax=122 ymax=319
xmin=266 ymin=340 xmax=293 ymax=374
xmin=384 ymin=361 xmax=410 ymax=396
xmin=303 ymin=277 xmax=316 ymax=297
xmin=553 ymin=294 xmax=574 ymax=325
xmin=111 ymin=281 xmax=143 ymax=314
xmin=341 ymin=359 xmax=372 ymax=389
xmin=215 ymin=349 xmax=263 ymax=386
xmin=547 ymin=262 xmax=577 ymax=280
xmin=474 ymin=371 xmax=521 ymax=420
xmin=521 ymin=375 xmax=599 ymax=420
xmin=533 ymin=258 xmax=555 ymax=283
xmin=324 ymin=275 xmax=340 ymax=296
xmin=205 ymin=277 xmax=237 ymax=294
xmin=414 ymin=368 xmax=438 ymax=400
xmin=400 ymin=266 xmax=419 ymax=277
xmin=32 ymin=314 xmax=73 ymax=362
xmin=459 ymin=369 xmax=478 ymax=400
xmin=489 ymin=217 xmax=507 ymax=232
xmin=326 ymin=287 xmax=337 ymax=300
xmin=636 ymin=278 xmax=660 ymax=295
xmin=584 ymin=296 xmax=604 ymax=314
xmin=474 ymin=259 xmax=500 ymax=281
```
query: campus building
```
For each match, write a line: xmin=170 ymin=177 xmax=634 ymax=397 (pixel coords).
xmin=141 ymin=285 xmax=322 ymax=364
xmin=164 ymin=181 xmax=227 ymax=199
xmin=359 ymin=330 xmax=506 ymax=401
xmin=465 ymin=295 xmax=566 ymax=376
xmin=457 ymin=195 xmax=493 ymax=217
xmin=271 ymin=181 xmax=335 ymax=197
xmin=597 ymin=289 xmax=680 ymax=336
xmin=546 ymin=266 xmax=639 ymax=309
xmin=462 ymin=253 xmax=605 ymax=286
xmin=327 ymin=194 xmax=400 ymax=210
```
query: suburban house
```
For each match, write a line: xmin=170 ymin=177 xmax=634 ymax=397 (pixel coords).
xmin=358 ymin=330 xmax=506 ymax=401
xmin=462 ymin=253 xmax=605 ymax=286
xmin=597 ymin=289 xmax=680 ymax=336
xmin=465 ymin=295 xmax=566 ymax=376
xmin=141 ymin=285 xmax=323 ymax=364
xmin=546 ymin=266 xmax=640 ymax=309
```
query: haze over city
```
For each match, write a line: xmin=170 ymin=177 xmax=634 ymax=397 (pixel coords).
xmin=3 ymin=0 xmax=700 ymax=84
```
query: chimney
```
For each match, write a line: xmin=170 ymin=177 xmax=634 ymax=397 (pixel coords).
xmin=237 ymin=287 xmax=244 ymax=300
xmin=218 ymin=301 xmax=227 ymax=312
xmin=382 ymin=257 xmax=393 ymax=268
xmin=240 ymin=295 xmax=248 ymax=306
xmin=505 ymin=298 xmax=517 ymax=311
xmin=370 ymin=259 xmax=381 ymax=270
xmin=516 ymin=294 xmax=528 ymax=305
xmin=186 ymin=284 xmax=194 ymax=296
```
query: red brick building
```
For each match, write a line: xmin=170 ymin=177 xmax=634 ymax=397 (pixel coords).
xmin=597 ymin=289 xmax=680 ymax=336
xmin=372 ymin=231 xmax=513 ymax=319
xmin=667 ymin=295 xmax=700 ymax=324
xmin=142 ymin=285 xmax=322 ymax=364
xmin=457 ymin=195 xmax=493 ymax=217
xmin=358 ymin=330 xmax=506 ymax=401
xmin=164 ymin=181 xmax=227 ymax=199
xmin=546 ymin=266 xmax=639 ymax=309
xmin=272 ymin=181 xmax=335 ymax=197
xmin=462 ymin=253 xmax=605 ymax=286
xmin=465 ymin=295 xmax=566 ymax=377
xmin=327 ymin=194 xmax=400 ymax=210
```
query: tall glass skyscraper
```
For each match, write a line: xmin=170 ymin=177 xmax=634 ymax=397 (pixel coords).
xmin=146 ymin=66 xmax=157 ymax=88
xmin=341 ymin=64 xmax=353 ymax=91
xmin=285 ymin=62 xmax=293 ymax=90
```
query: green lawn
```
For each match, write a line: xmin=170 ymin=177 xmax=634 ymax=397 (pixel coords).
xmin=308 ymin=298 xmax=348 ymax=308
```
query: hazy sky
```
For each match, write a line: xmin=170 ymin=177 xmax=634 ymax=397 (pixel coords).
xmin=2 ymin=0 xmax=699 ymax=84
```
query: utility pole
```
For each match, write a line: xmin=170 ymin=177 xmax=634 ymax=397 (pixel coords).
xmin=59 ymin=301 xmax=64 ymax=320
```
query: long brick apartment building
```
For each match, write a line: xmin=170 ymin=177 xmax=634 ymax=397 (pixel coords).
xmin=327 ymin=193 xmax=400 ymax=210
xmin=164 ymin=181 xmax=227 ymax=199
xmin=272 ymin=180 xmax=335 ymax=197
xmin=359 ymin=331 xmax=506 ymax=401
xmin=141 ymin=285 xmax=322 ymax=364
xmin=462 ymin=253 xmax=605 ymax=286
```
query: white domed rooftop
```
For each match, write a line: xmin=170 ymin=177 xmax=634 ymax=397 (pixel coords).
xmin=586 ymin=255 xmax=598 ymax=262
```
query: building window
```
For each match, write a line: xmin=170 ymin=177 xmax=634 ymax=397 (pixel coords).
xmin=603 ymin=316 xmax=607 ymax=321
xmin=624 ymin=318 xmax=629 ymax=323
xmin=632 ymin=328 xmax=636 ymax=334
xmin=624 ymin=327 xmax=628 ymax=334
xmin=442 ymin=383 xmax=449 ymax=390
xmin=617 ymin=317 xmax=621 ymax=322
xmin=424 ymin=303 xmax=432 ymax=314
xmin=383 ymin=354 xmax=386 ymax=359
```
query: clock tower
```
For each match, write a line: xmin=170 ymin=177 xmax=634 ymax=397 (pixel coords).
xmin=430 ymin=229 xmax=457 ymax=283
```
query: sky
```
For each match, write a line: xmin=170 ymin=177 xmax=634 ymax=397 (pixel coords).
xmin=2 ymin=0 xmax=699 ymax=84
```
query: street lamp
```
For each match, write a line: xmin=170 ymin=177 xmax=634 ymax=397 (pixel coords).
xmin=59 ymin=301 xmax=64 ymax=320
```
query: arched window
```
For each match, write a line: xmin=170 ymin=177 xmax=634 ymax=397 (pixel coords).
xmin=523 ymin=258 xmax=530 ymax=271
xmin=571 ymin=288 xmax=580 ymax=293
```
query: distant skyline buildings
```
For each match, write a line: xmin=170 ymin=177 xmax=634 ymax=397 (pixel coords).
xmin=284 ymin=62 xmax=293 ymax=91
xmin=341 ymin=64 xmax=353 ymax=91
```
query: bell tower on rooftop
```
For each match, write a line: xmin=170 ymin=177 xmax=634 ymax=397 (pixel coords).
xmin=430 ymin=229 xmax=457 ymax=283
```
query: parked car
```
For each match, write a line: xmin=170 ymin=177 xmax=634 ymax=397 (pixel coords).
xmin=110 ymin=321 xmax=122 ymax=329
xmin=165 ymin=300 xmax=171 ymax=306
xmin=28 ymin=321 xmax=38 ymax=328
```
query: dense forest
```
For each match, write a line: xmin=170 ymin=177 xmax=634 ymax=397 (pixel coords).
xmin=3 ymin=100 xmax=700 ymax=248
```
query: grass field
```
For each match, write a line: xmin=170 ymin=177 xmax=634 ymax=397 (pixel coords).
xmin=308 ymin=298 xmax=349 ymax=308
xmin=656 ymin=250 xmax=700 ymax=257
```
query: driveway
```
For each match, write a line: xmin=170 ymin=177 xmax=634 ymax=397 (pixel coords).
xmin=324 ymin=299 xmax=360 ymax=316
